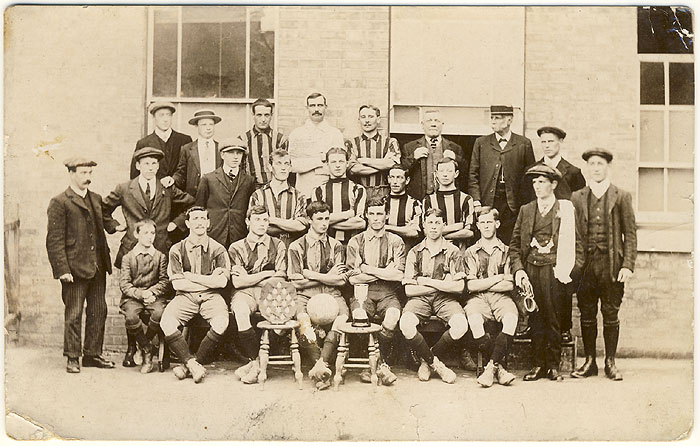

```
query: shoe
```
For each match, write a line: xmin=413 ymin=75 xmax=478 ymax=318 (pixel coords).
xmin=561 ymin=330 xmax=572 ymax=343
xmin=523 ymin=366 xmax=547 ymax=381
xmin=604 ymin=357 xmax=623 ymax=381
xmin=547 ymin=368 xmax=564 ymax=381
xmin=186 ymin=359 xmax=207 ymax=383
xmin=571 ymin=356 xmax=598 ymax=378
xmin=241 ymin=360 xmax=260 ymax=384
xmin=360 ymin=369 xmax=372 ymax=383
xmin=173 ymin=364 xmax=190 ymax=380
xmin=308 ymin=359 xmax=332 ymax=382
xmin=140 ymin=346 xmax=154 ymax=374
xmin=496 ymin=363 xmax=516 ymax=386
xmin=133 ymin=348 xmax=143 ymax=366
xmin=66 ymin=357 xmax=80 ymax=373
xmin=82 ymin=355 xmax=116 ymax=369
xmin=431 ymin=357 xmax=456 ymax=384
xmin=234 ymin=361 xmax=255 ymax=380
xmin=417 ymin=360 xmax=431 ymax=381
xmin=477 ymin=361 xmax=496 ymax=387
xmin=122 ymin=344 xmax=137 ymax=368
xmin=315 ymin=377 xmax=332 ymax=391
xmin=377 ymin=363 xmax=397 ymax=386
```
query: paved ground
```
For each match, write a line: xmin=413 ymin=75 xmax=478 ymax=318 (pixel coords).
xmin=4 ymin=345 xmax=693 ymax=441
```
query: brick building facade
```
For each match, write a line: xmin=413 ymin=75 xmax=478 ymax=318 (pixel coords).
xmin=4 ymin=6 xmax=693 ymax=357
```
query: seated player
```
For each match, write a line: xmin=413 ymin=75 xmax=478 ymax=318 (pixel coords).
xmin=399 ymin=208 xmax=469 ymax=383
xmin=464 ymin=208 xmax=518 ymax=387
xmin=385 ymin=164 xmax=423 ymax=250
xmin=118 ymin=218 xmax=170 ymax=374
xmin=229 ymin=205 xmax=287 ymax=384
xmin=423 ymin=157 xmax=474 ymax=250
xmin=346 ymin=196 xmax=406 ymax=385
xmin=287 ymin=200 xmax=351 ymax=390
xmin=311 ymin=147 xmax=367 ymax=245
xmin=160 ymin=207 xmax=231 ymax=383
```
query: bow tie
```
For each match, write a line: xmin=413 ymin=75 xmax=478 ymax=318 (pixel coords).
xmin=498 ymin=138 xmax=507 ymax=144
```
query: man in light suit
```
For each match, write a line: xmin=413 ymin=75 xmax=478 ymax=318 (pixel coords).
xmin=468 ymin=105 xmax=535 ymax=244
xmin=401 ymin=109 xmax=467 ymax=200
xmin=173 ymin=110 xmax=223 ymax=197
xmin=46 ymin=157 xmax=115 ymax=373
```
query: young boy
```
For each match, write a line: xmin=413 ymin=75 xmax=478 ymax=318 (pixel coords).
xmin=119 ymin=219 xmax=170 ymax=374
xmin=311 ymin=147 xmax=367 ymax=245
xmin=464 ymin=208 xmax=518 ymax=387
xmin=229 ymin=205 xmax=287 ymax=384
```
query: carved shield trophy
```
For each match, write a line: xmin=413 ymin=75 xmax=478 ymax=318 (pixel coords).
xmin=260 ymin=279 xmax=297 ymax=325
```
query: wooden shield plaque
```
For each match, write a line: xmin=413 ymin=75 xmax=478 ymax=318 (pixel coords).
xmin=259 ymin=279 xmax=296 ymax=324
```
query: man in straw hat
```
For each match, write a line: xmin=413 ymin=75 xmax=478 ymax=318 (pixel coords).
xmin=174 ymin=109 xmax=223 ymax=197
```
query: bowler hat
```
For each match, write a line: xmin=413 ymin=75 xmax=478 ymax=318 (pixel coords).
xmin=149 ymin=101 xmax=176 ymax=115
xmin=490 ymin=105 xmax=514 ymax=115
xmin=133 ymin=147 xmax=164 ymax=162
xmin=537 ymin=126 xmax=567 ymax=139
xmin=219 ymin=137 xmax=249 ymax=154
xmin=582 ymin=148 xmax=613 ymax=163
xmin=525 ymin=164 xmax=562 ymax=182
xmin=63 ymin=157 xmax=97 ymax=169
xmin=188 ymin=109 xmax=222 ymax=125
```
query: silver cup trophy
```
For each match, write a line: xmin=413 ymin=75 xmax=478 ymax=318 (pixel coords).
xmin=351 ymin=283 xmax=370 ymax=327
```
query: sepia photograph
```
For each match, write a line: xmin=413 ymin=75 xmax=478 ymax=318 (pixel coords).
xmin=3 ymin=3 xmax=694 ymax=442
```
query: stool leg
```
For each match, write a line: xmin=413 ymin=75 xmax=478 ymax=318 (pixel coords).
xmin=572 ymin=336 xmax=578 ymax=371
xmin=158 ymin=332 xmax=166 ymax=372
xmin=333 ymin=333 xmax=348 ymax=391
xmin=259 ymin=330 xmax=270 ymax=389
xmin=368 ymin=334 xmax=379 ymax=390
xmin=290 ymin=328 xmax=303 ymax=390
xmin=477 ymin=351 xmax=483 ymax=377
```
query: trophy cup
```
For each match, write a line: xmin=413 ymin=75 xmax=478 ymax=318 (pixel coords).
xmin=351 ymin=283 xmax=370 ymax=327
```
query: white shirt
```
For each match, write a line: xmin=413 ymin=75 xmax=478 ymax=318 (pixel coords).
xmin=543 ymin=154 xmax=562 ymax=169
xmin=154 ymin=127 xmax=172 ymax=142
xmin=589 ymin=178 xmax=611 ymax=199
xmin=288 ymin=119 xmax=345 ymax=196
xmin=138 ymin=175 xmax=156 ymax=200
xmin=223 ymin=165 xmax=240 ymax=177
xmin=426 ymin=135 xmax=442 ymax=146
xmin=198 ymin=138 xmax=217 ymax=175
xmin=496 ymin=130 xmax=512 ymax=148
xmin=70 ymin=184 xmax=88 ymax=198
xmin=537 ymin=194 xmax=556 ymax=216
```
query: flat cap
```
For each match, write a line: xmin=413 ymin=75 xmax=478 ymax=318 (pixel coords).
xmin=63 ymin=157 xmax=97 ymax=169
xmin=490 ymin=105 xmax=514 ymax=115
xmin=525 ymin=164 xmax=562 ymax=182
xmin=219 ymin=137 xmax=248 ymax=154
xmin=188 ymin=109 xmax=222 ymax=125
xmin=133 ymin=147 xmax=164 ymax=162
xmin=582 ymin=148 xmax=613 ymax=162
xmin=537 ymin=126 xmax=567 ymax=139
xmin=148 ymin=101 xmax=176 ymax=115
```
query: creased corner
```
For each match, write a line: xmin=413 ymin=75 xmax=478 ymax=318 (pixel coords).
xmin=6 ymin=411 xmax=58 ymax=440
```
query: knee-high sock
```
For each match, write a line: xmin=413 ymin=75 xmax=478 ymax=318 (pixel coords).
xmin=299 ymin=337 xmax=321 ymax=364
xmin=145 ymin=319 xmax=160 ymax=345
xmin=405 ymin=332 xmax=434 ymax=363
xmin=490 ymin=332 xmax=512 ymax=365
xmin=377 ymin=328 xmax=394 ymax=364
xmin=238 ymin=328 xmax=259 ymax=361
xmin=165 ymin=331 xmax=192 ymax=363
xmin=431 ymin=330 xmax=457 ymax=360
xmin=321 ymin=330 xmax=341 ymax=365
xmin=603 ymin=325 xmax=619 ymax=359
xmin=581 ymin=322 xmax=598 ymax=358
xmin=196 ymin=329 xmax=223 ymax=364
xmin=127 ymin=322 xmax=150 ymax=350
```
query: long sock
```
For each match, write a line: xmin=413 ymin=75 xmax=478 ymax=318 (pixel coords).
xmin=238 ymin=328 xmax=259 ymax=361
xmin=581 ymin=323 xmax=598 ymax=358
xmin=196 ymin=329 xmax=223 ymax=364
xmin=431 ymin=330 xmax=456 ymax=360
xmin=145 ymin=319 xmax=160 ymax=344
xmin=377 ymin=328 xmax=394 ymax=364
xmin=299 ymin=337 xmax=321 ymax=364
xmin=475 ymin=332 xmax=493 ymax=355
xmin=127 ymin=322 xmax=150 ymax=350
xmin=165 ymin=331 xmax=192 ymax=363
xmin=603 ymin=325 xmax=619 ymax=359
xmin=490 ymin=332 xmax=512 ymax=364
xmin=321 ymin=330 xmax=340 ymax=364
xmin=405 ymin=332 xmax=434 ymax=363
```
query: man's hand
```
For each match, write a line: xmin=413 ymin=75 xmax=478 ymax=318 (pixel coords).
xmin=617 ymin=267 xmax=633 ymax=283
xmin=59 ymin=273 xmax=74 ymax=283
xmin=414 ymin=147 xmax=429 ymax=159
xmin=183 ymin=271 xmax=195 ymax=281
xmin=167 ymin=222 xmax=177 ymax=232
xmin=328 ymin=264 xmax=348 ymax=275
xmin=473 ymin=201 xmax=483 ymax=213
xmin=416 ymin=276 xmax=431 ymax=286
xmin=115 ymin=223 xmax=127 ymax=232
xmin=230 ymin=265 xmax=247 ymax=277
xmin=160 ymin=176 xmax=174 ymax=188
xmin=142 ymin=290 xmax=155 ymax=304
xmin=515 ymin=270 xmax=533 ymax=295
xmin=212 ymin=267 xmax=227 ymax=276
xmin=360 ymin=264 xmax=374 ymax=274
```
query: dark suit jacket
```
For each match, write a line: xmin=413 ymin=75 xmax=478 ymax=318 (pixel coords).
xmin=509 ymin=199 xmax=584 ymax=279
xmin=173 ymin=139 xmax=222 ymax=197
xmin=523 ymin=157 xmax=586 ymax=203
xmin=571 ymin=184 xmax=637 ymax=282
xmin=46 ymin=188 xmax=112 ymax=279
xmin=195 ymin=168 xmax=256 ymax=248
xmin=401 ymin=136 xmax=467 ymax=200
xmin=102 ymin=178 xmax=194 ymax=268
xmin=131 ymin=130 xmax=192 ymax=180
xmin=468 ymin=133 xmax=535 ymax=212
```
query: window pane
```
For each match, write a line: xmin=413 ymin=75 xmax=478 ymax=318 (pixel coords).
xmin=638 ymin=7 xmax=693 ymax=54
xmin=640 ymin=110 xmax=665 ymax=162
xmin=638 ymin=168 xmax=665 ymax=212
xmin=669 ymin=110 xmax=694 ymax=163
xmin=249 ymin=7 xmax=276 ymax=99
xmin=181 ymin=7 xmax=245 ymax=98
xmin=153 ymin=8 xmax=178 ymax=97
xmin=668 ymin=168 xmax=693 ymax=212
xmin=640 ymin=62 xmax=664 ymax=104
xmin=669 ymin=63 xmax=694 ymax=105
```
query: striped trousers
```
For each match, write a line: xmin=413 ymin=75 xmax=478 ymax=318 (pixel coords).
xmin=61 ymin=272 xmax=107 ymax=358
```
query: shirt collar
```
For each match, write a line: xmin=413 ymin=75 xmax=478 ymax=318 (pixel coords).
xmin=223 ymin=165 xmax=239 ymax=177
xmin=132 ymin=243 xmax=157 ymax=257
xmin=267 ymin=179 xmax=292 ymax=196
xmin=543 ymin=154 xmax=562 ymax=169
xmin=590 ymin=178 xmax=611 ymax=199
xmin=253 ymin=125 xmax=271 ymax=136
xmin=198 ymin=138 xmax=214 ymax=149
xmin=70 ymin=184 xmax=88 ymax=198
xmin=366 ymin=228 xmax=386 ymax=241
xmin=246 ymin=233 xmax=270 ymax=248
xmin=154 ymin=127 xmax=172 ymax=142
xmin=389 ymin=191 xmax=407 ymax=198
xmin=473 ymin=237 xmax=506 ymax=256
xmin=361 ymin=132 xmax=380 ymax=141
xmin=305 ymin=231 xmax=329 ymax=247
xmin=496 ymin=130 xmax=512 ymax=142
xmin=138 ymin=175 xmax=156 ymax=192
xmin=537 ymin=194 xmax=557 ymax=215
xmin=416 ymin=237 xmax=449 ymax=257
xmin=185 ymin=237 xmax=210 ymax=253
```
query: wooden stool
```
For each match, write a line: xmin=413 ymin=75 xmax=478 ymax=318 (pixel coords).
xmin=256 ymin=320 xmax=302 ymax=389
xmin=334 ymin=322 xmax=382 ymax=391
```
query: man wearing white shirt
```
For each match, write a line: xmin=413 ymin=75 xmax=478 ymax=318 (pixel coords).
xmin=173 ymin=110 xmax=223 ymax=197
xmin=287 ymin=93 xmax=345 ymax=197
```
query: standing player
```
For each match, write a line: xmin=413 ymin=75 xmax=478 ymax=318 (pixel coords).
xmin=385 ymin=164 xmax=423 ymax=250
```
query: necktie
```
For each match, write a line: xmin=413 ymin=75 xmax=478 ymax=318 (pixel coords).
xmin=145 ymin=182 xmax=153 ymax=205
xmin=246 ymin=242 xmax=260 ymax=271
xmin=498 ymin=138 xmax=507 ymax=149
xmin=430 ymin=137 xmax=438 ymax=149
xmin=319 ymin=240 xmax=330 ymax=274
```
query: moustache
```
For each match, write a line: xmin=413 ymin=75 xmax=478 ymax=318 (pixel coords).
xmin=84 ymin=179 xmax=92 ymax=185
xmin=312 ymin=112 xmax=322 ymax=116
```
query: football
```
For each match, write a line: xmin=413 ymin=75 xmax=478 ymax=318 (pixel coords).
xmin=307 ymin=293 xmax=339 ymax=326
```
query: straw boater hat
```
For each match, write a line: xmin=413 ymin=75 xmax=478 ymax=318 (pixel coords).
xmin=188 ymin=109 xmax=222 ymax=125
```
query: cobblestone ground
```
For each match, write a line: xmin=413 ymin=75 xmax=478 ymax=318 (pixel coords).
xmin=5 ymin=346 xmax=693 ymax=441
